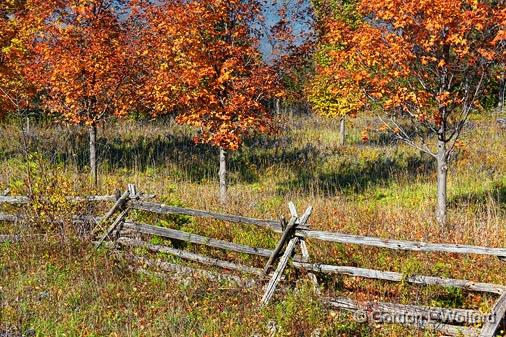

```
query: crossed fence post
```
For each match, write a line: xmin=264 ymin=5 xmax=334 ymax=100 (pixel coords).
xmin=261 ymin=202 xmax=317 ymax=304
xmin=94 ymin=184 xmax=138 ymax=248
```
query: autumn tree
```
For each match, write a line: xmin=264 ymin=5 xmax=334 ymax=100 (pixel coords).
xmin=140 ymin=0 xmax=281 ymax=203
xmin=307 ymin=0 xmax=362 ymax=146
xmin=24 ymin=0 xmax=138 ymax=186
xmin=0 ymin=0 xmax=33 ymax=118
xmin=320 ymin=0 xmax=505 ymax=226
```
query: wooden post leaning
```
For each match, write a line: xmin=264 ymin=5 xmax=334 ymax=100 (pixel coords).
xmin=94 ymin=184 xmax=138 ymax=249
xmin=289 ymin=205 xmax=319 ymax=293
xmin=479 ymin=292 xmax=506 ymax=337
xmin=261 ymin=202 xmax=313 ymax=304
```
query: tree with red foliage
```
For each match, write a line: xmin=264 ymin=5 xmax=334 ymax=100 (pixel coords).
xmin=140 ymin=0 xmax=281 ymax=202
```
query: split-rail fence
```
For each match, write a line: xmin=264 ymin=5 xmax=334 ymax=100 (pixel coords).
xmin=1 ymin=185 xmax=505 ymax=337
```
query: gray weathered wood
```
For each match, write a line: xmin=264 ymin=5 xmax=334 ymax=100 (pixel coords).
xmin=0 ymin=234 xmax=22 ymax=242
xmin=1 ymin=213 xmax=101 ymax=225
xmin=479 ymin=292 xmax=506 ymax=337
xmin=75 ymin=194 xmax=155 ymax=202
xmin=262 ymin=205 xmax=314 ymax=303
xmin=392 ymin=319 xmax=477 ymax=336
xmin=0 ymin=213 xmax=18 ymax=222
xmin=299 ymin=235 xmax=319 ymax=292
xmin=263 ymin=206 xmax=313 ymax=275
xmin=117 ymin=237 xmax=263 ymax=275
xmin=122 ymin=221 xmax=274 ymax=257
xmin=95 ymin=209 xmax=129 ymax=248
xmin=91 ymin=190 xmax=130 ymax=236
xmin=292 ymin=262 xmax=506 ymax=294
xmin=0 ymin=196 xmax=30 ymax=204
xmin=297 ymin=206 xmax=313 ymax=228
xmin=0 ymin=234 xmax=47 ymax=243
xmin=130 ymin=200 xmax=286 ymax=231
xmin=288 ymin=202 xmax=297 ymax=218
xmin=327 ymin=297 xmax=479 ymax=336
xmin=297 ymin=230 xmax=506 ymax=259
xmin=5 ymin=194 xmax=504 ymax=260
xmin=0 ymin=194 xmax=154 ymax=205
xmin=118 ymin=250 xmax=254 ymax=287
xmin=128 ymin=184 xmax=137 ymax=198
xmin=297 ymin=212 xmax=313 ymax=259
xmin=290 ymin=205 xmax=319 ymax=291
xmin=326 ymin=296 xmax=484 ymax=324
xmin=263 ymin=216 xmax=297 ymax=275
xmin=262 ymin=237 xmax=299 ymax=304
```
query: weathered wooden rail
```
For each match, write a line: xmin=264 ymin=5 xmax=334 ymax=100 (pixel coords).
xmin=1 ymin=185 xmax=505 ymax=336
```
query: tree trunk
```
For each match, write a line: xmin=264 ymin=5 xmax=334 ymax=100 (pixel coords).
xmin=275 ymin=98 xmax=280 ymax=116
xmin=435 ymin=139 xmax=448 ymax=227
xmin=25 ymin=116 xmax=30 ymax=135
xmin=89 ymin=124 xmax=98 ymax=187
xmin=339 ymin=117 xmax=346 ymax=146
xmin=498 ymin=74 xmax=505 ymax=113
xmin=219 ymin=147 xmax=227 ymax=204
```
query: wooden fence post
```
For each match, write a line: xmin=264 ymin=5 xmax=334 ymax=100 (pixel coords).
xmin=263 ymin=215 xmax=297 ymax=275
xmin=95 ymin=208 xmax=130 ymax=249
xmin=291 ymin=206 xmax=319 ymax=293
xmin=93 ymin=184 xmax=137 ymax=249
xmin=261 ymin=237 xmax=299 ymax=304
xmin=479 ymin=292 xmax=506 ymax=337
xmin=90 ymin=189 xmax=131 ymax=237
xmin=261 ymin=202 xmax=313 ymax=304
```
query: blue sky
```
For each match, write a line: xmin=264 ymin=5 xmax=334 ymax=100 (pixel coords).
xmin=259 ymin=0 xmax=314 ymax=62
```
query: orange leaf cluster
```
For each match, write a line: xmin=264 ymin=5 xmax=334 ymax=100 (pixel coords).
xmin=0 ymin=0 xmax=34 ymax=114
xmin=23 ymin=0 xmax=139 ymax=126
xmin=139 ymin=0 xmax=281 ymax=150
xmin=320 ymin=0 xmax=505 ymax=128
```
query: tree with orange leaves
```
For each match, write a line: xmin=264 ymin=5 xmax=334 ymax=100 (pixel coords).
xmin=24 ymin=0 xmax=138 ymax=186
xmin=140 ymin=0 xmax=281 ymax=202
xmin=0 ymin=0 xmax=33 ymax=118
xmin=320 ymin=0 xmax=505 ymax=226
xmin=307 ymin=0 xmax=362 ymax=146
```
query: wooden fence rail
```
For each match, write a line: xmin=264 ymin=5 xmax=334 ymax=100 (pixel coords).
xmin=129 ymin=200 xmax=283 ymax=231
xmin=3 ymin=196 xmax=505 ymax=259
xmin=292 ymin=261 xmax=506 ymax=295
xmin=1 ymin=187 xmax=505 ymax=336
xmin=122 ymin=221 xmax=275 ymax=258
xmin=297 ymin=230 xmax=506 ymax=259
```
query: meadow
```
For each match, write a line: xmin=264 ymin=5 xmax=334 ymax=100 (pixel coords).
xmin=0 ymin=112 xmax=505 ymax=336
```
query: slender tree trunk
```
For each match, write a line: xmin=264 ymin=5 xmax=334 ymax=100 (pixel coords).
xmin=275 ymin=98 xmax=280 ymax=116
xmin=498 ymin=74 xmax=505 ymax=113
xmin=25 ymin=116 xmax=30 ymax=135
xmin=89 ymin=123 xmax=98 ymax=187
xmin=339 ymin=117 xmax=346 ymax=146
xmin=219 ymin=147 xmax=227 ymax=204
xmin=435 ymin=139 xmax=448 ymax=227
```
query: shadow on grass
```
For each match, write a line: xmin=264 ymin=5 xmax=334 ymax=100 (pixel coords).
xmin=277 ymin=153 xmax=435 ymax=196
xmin=39 ymin=129 xmax=325 ymax=184
xmin=20 ymin=123 xmax=434 ymax=194
xmin=449 ymin=182 xmax=506 ymax=209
